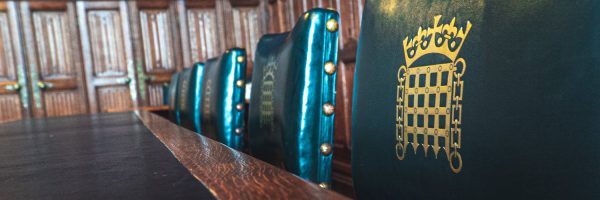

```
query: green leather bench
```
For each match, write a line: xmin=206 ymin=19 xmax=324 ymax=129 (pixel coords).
xmin=247 ymin=8 xmax=340 ymax=187
xmin=200 ymin=48 xmax=247 ymax=150
xmin=352 ymin=0 xmax=600 ymax=199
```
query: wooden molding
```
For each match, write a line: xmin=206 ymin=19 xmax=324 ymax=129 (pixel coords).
xmin=137 ymin=0 xmax=170 ymax=9
xmin=230 ymin=0 xmax=260 ymax=7
xmin=28 ymin=1 xmax=68 ymax=11
xmin=185 ymin=0 xmax=216 ymax=8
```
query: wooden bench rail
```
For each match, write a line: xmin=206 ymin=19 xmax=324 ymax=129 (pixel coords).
xmin=135 ymin=110 xmax=348 ymax=200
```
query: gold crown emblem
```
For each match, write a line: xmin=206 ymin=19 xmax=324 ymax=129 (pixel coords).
xmin=402 ymin=15 xmax=472 ymax=67
xmin=396 ymin=15 xmax=472 ymax=174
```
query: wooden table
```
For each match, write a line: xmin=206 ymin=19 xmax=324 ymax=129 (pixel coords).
xmin=0 ymin=111 xmax=348 ymax=200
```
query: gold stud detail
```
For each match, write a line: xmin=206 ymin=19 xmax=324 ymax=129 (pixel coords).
xmin=304 ymin=12 xmax=310 ymax=20
xmin=324 ymin=61 xmax=336 ymax=75
xmin=326 ymin=19 xmax=338 ymax=32
xmin=235 ymin=128 xmax=243 ymax=136
xmin=236 ymin=80 xmax=244 ymax=88
xmin=237 ymin=55 xmax=245 ymax=63
xmin=320 ymin=143 xmax=332 ymax=156
xmin=323 ymin=103 xmax=334 ymax=116
xmin=236 ymin=103 xmax=244 ymax=111
xmin=318 ymin=182 xmax=329 ymax=189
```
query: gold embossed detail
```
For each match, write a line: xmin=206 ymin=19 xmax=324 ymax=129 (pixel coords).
xmin=395 ymin=15 xmax=470 ymax=174
xmin=260 ymin=56 xmax=277 ymax=130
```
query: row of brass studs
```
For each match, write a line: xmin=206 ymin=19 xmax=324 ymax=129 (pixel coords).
xmin=319 ymin=15 xmax=338 ymax=190
xmin=235 ymin=54 xmax=245 ymax=136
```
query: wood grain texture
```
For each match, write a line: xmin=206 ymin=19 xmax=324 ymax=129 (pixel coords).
xmin=78 ymin=1 xmax=138 ymax=113
xmin=21 ymin=2 xmax=88 ymax=117
xmin=136 ymin=110 xmax=349 ymax=200
xmin=0 ymin=10 xmax=22 ymax=122
xmin=187 ymin=7 xmax=222 ymax=64
xmin=0 ymin=112 xmax=214 ymax=199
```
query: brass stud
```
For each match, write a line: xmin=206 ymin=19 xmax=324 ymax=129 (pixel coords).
xmin=235 ymin=128 xmax=243 ymax=136
xmin=236 ymin=103 xmax=244 ymax=111
xmin=326 ymin=19 xmax=338 ymax=32
xmin=318 ymin=182 xmax=329 ymax=189
xmin=322 ymin=103 xmax=334 ymax=116
xmin=324 ymin=61 xmax=336 ymax=75
xmin=237 ymin=55 xmax=245 ymax=63
xmin=320 ymin=143 xmax=332 ymax=156
xmin=236 ymin=79 xmax=245 ymax=88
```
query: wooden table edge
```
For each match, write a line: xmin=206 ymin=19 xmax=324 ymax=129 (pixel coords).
xmin=135 ymin=110 xmax=350 ymax=200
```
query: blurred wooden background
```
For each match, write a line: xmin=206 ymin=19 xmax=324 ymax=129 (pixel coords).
xmin=0 ymin=0 xmax=363 ymax=196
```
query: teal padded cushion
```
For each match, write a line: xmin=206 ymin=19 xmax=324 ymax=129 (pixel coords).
xmin=352 ymin=0 xmax=600 ymax=199
xmin=200 ymin=48 xmax=247 ymax=150
xmin=247 ymin=8 xmax=339 ymax=184
xmin=167 ymin=73 xmax=180 ymax=123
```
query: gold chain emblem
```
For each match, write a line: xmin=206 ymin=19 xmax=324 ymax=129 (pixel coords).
xmin=396 ymin=15 xmax=472 ymax=173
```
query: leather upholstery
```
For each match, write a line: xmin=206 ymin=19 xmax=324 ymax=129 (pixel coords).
xmin=248 ymin=8 xmax=339 ymax=184
xmin=162 ymin=83 xmax=169 ymax=106
xmin=200 ymin=48 xmax=247 ymax=150
xmin=167 ymin=73 xmax=180 ymax=123
xmin=177 ymin=63 xmax=205 ymax=133
xmin=352 ymin=0 xmax=600 ymax=199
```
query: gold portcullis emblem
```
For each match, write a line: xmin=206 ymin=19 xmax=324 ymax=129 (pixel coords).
xmin=395 ymin=15 xmax=472 ymax=173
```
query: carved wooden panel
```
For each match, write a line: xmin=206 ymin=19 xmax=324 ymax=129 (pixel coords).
xmin=133 ymin=2 xmax=179 ymax=108
xmin=78 ymin=1 xmax=137 ymax=113
xmin=0 ymin=3 xmax=27 ymax=122
xmin=87 ymin=11 xmax=127 ymax=77
xmin=139 ymin=10 xmax=174 ymax=73
xmin=23 ymin=3 xmax=87 ymax=117
xmin=147 ymin=84 xmax=163 ymax=107
xmin=0 ymin=12 xmax=16 ymax=82
xmin=97 ymin=86 xmax=133 ymax=112
xmin=229 ymin=6 xmax=263 ymax=61
xmin=187 ymin=8 xmax=221 ymax=63
xmin=0 ymin=94 xmax=21 ymax=121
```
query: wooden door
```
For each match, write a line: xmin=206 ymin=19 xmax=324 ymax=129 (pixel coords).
xmin=20 ymin=1 xmax=88 ymax=117
xmin=77 ymin=1 xmax=138 ymax=113
xmin=0 ymin=2 xmax=29 ymax=122
xmin=129 ymin=1 xmax=181 ymax=107
xmin=177 ymin=0 xmax=225 ymax=67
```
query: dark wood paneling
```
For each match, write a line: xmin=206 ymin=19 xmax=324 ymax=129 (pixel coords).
xmin=223 ymin=0 xmax=267 ymax=64
xmin=77 ymin=1 xmax=138 ymax=113
xmin=20 ymin=1 xmax=88 ymax=117
xmin=0 ymin=11 xmax=22 ymax=121
xmin=130 ymin=0 xmax=180 ymax=107
xmin=178 ymin=0 xmax=224 ymax=67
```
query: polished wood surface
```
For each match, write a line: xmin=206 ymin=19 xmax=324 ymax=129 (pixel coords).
xmin=137 ymin=110 xmax=349 ymax=200
xmin=0 ymin=112 xmax=213 ymax=199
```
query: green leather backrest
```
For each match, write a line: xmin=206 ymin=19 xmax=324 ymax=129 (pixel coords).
xmin=352 ymin=0 xmax=600 ymax=199
xmin=162 ymin=83 xmax=169 ymax=106
xmin=176 ymin=63 xmax=205 ymax=133
xmin=200 ymin=48 xmax=247 ymax=150
xmin=167 ymin=73 xmax=180 ymax=123
xmin=247 ymin=8 xmax=339 ymax=186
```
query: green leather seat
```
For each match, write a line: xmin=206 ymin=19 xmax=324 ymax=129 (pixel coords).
xmin=200 ymin=48 xmax=247 ymax=150
xmin=352 ymin=0 xmax=600 ymax=199
xmin=247 ymin=8 xmax=339 ymax=186
xmin=176 ymin=63 xmax=205 ymax=132
xmin=162 ymin=83 xmax=169 ymax=106
xmin=167 ymin=73 xmax=180 ymax=123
